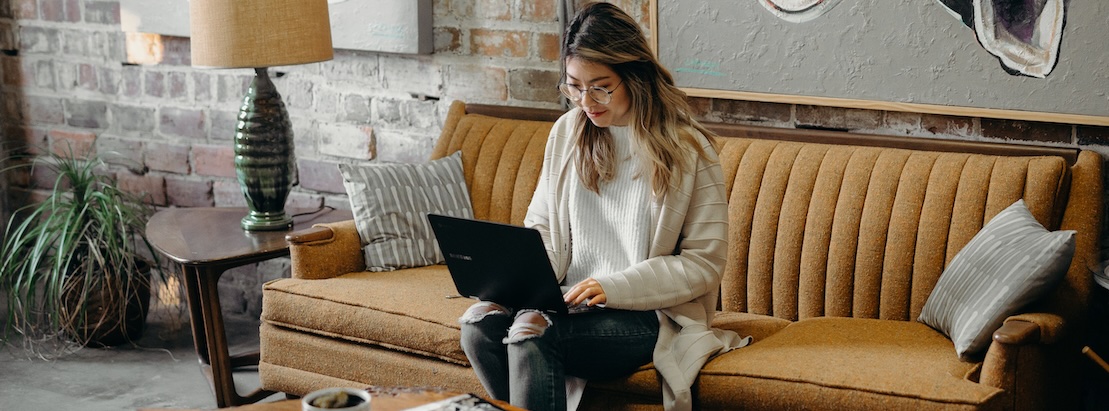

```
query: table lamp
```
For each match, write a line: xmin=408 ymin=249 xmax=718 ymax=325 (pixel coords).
xmin=189 ymin=0 xmax=333 ymax=231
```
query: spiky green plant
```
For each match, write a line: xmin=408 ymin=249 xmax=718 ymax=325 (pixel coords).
xmin=0 ymin=148 xmax=163 ymax=354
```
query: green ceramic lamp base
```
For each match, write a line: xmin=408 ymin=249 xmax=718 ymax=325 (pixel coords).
xmin=241 ymin=211 xmax=294 ymax=231
xmin=234 ymin=67 xmax=298 ymax=233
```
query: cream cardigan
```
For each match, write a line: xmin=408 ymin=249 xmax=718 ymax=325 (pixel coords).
xmin=524 ymin=109 xmax=750 ymax=411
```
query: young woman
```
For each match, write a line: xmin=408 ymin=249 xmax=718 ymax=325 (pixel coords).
xmin=458 ymin=3 xmax=750 ymax=411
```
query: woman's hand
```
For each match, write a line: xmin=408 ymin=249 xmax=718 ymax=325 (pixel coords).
xmin=564 ymin=278 xmax=607 ymax=306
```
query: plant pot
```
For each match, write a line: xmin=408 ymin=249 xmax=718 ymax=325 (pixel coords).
xmin=59 ymin=260 xmax=153 ymax=347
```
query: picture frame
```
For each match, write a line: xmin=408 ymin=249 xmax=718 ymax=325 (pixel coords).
xmin=649 ymin=0 xmax=1109 ymax=126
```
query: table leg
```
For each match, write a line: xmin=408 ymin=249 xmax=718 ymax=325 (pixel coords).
xmin=181 ymin=266 xmax=210 ymax=366
xmin=182 ymin=264 xmax=275 ymax=407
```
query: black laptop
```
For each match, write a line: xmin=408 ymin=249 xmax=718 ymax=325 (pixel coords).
xmin=427 ymin=213 xmax=574 ymax=315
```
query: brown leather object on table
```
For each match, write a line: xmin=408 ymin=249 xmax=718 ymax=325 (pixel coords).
xmin=992 ymin=320 xmax=1041 ymax=345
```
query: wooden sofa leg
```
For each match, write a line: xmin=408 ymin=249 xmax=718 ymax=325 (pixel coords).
xmin=1083 ymin=346 xmax=1109 ymax=374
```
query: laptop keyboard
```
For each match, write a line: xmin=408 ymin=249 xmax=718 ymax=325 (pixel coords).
xmin=567 ymin=303 xmax=604 ymax=314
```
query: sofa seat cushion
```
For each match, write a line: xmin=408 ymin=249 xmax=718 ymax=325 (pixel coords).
xmin=262 ymin=265 xmax=474 ymax=365
xmin=697 ymin=317 xmax=1004 ymax=410
xmin=711 ymin=311 xmax=791 ymax=342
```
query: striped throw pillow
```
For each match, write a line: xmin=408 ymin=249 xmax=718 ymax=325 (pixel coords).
xmin=339 ymin=152 xmax=473 ymax=271
xmin=919 ymin=199 xmax=1075 ymax=360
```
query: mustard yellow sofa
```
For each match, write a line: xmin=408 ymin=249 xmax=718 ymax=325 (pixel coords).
xmin=258 ymin=101 xmax=1103 ymax=410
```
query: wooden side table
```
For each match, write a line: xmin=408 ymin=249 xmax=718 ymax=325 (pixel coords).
xmin=146 ymin=207 xmax=353 ymax=408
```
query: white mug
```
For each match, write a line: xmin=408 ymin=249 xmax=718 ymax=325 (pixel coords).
xmin=301 ymin=387 xmax=371 ymax=411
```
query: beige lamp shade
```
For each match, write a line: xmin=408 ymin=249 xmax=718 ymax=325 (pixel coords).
xmin=190 ymin=0 xmax=334 ymax=68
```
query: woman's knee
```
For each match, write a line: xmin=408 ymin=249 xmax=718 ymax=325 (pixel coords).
xmin=505 ymin=310 xmax=551 ymax=343
xmin=459 ymin=301 xmax=509 ymax=325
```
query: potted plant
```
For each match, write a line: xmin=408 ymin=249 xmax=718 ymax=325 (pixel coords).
xmin=0 ymin=147 xmax=163 ymax=353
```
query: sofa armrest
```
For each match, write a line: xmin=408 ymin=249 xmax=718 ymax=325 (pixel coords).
xmin=993 ymin=313 xmax=1065 ymax=345
xmin=979 ymin=313 xmax=1067 ymax=409
xmin=287 ymin=226 xmax=338 ymax=244
xmin=287 ymin=220 xmax=366 ymax=280
xmin=992 ymin=320 xmax=1040 ymax=345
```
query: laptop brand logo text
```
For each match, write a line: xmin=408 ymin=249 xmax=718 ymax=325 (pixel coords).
xmin=448 ymin=253 xmax=473 ymax=261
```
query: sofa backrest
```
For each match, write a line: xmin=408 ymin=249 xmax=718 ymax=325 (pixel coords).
xmin=717 ymin=138 xmax=1076 ymax=321
xmin=430 ymin=101 xmax=560 ymax=225
xmin=709 ymin=123 xmax=1100 ymax=325
xmin=430 ymin=101 xmax=1102 ymax=325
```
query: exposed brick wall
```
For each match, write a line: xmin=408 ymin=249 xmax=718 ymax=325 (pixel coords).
xmin=1 ymin=0 xmax=1107 ymax=318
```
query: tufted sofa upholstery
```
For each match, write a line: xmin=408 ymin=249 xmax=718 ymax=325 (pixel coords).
xmin=258 ymin=101 xmax=1102 ymax=410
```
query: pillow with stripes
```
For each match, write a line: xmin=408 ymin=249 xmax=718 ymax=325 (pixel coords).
xmin=919 ymin=199 xmax=1075 ymax=360
xmin=339 ymin=152 xmax=473 ymax=271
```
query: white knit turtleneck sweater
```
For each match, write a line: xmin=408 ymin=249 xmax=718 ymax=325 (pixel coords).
xmin=563 ymin=126 xmax=653 ymax=292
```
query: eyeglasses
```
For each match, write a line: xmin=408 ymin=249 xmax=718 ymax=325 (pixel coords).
xmin=557 ymin=81 xmax=623 ymax=105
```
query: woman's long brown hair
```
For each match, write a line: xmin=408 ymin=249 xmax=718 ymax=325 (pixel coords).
xmin=562 ymin=2 xmax=717 ymax=196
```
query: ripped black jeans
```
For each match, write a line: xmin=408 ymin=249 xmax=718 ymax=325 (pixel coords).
xmin=459 ymin=302 xmax=659 ymax=411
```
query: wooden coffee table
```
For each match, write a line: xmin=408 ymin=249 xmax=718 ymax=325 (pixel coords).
xmin=139 ymin=386 xmax=523 ymax=411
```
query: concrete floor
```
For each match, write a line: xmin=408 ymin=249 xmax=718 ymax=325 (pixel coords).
xmin=2 ymin=294 xmax=1107 ymax=411
xmin=0 ymin=304 xmax=284 ymax=411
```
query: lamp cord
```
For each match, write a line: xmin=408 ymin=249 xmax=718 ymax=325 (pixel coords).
xmin=289 ymin=200 xmax=336 ymax=219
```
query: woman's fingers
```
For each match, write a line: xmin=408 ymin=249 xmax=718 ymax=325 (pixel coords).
xmin=563 ymin=284 xmax=585 ymax=305
xmin=585 ymin=290 xmax=606 ymax=306
xmin=564 ymin=278 xmax=607 ymax=306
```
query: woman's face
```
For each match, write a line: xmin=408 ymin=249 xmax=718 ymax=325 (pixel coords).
xmin=564 ymin=57 xmax=631 ymax=127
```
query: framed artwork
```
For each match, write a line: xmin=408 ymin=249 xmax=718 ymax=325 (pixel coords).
xmin=120 ymin=0 xmax=189 ymax=37
xmin=120 ymin=0 xmax=432 ymax=55
xmin=651 ymin=0 xmax=1109 ymax=126
xmin=327 ymin=0 xmax=431 ymax=54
